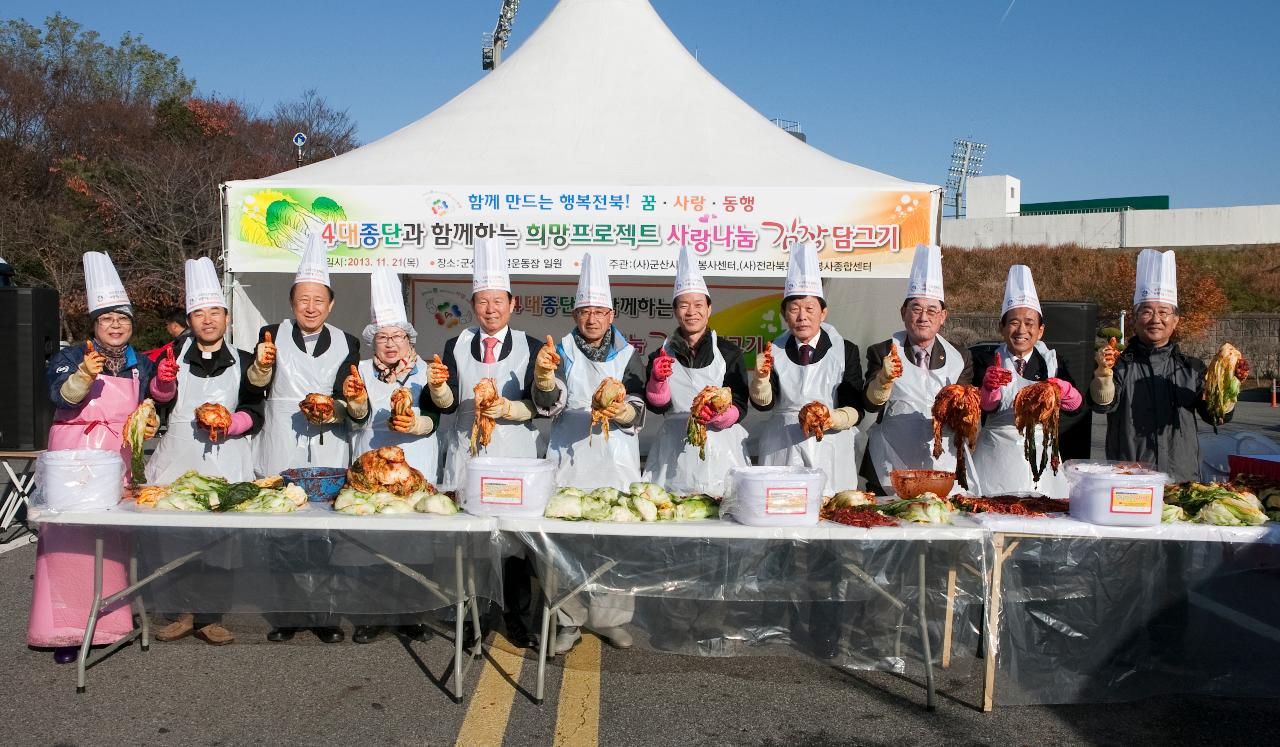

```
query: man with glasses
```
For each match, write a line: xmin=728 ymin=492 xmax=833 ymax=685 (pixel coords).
xmin=1090 ymin=249 xmax=1227 ymax=482
xmin=423 ymin=238 xmax=544 ymax=649
xmin=864 ymin=244 xmax=972 ymax=494
xmin=534 ymin=252 xmax=646 ymax=655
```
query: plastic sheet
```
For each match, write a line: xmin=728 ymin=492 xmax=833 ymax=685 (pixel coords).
xmin=984 ymin=515 xmax=1280 ymax=705
xmin=503 ymin=517 xmax=988 ymax=672
xmin=29 ymin=507 xmax=503 ymax=627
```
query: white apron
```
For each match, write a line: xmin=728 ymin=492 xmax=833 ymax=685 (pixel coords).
xmin=756 ymin=324 xmax=862 ymax=493
xmin=867 ymin=331 xmax=966 ymax=492
xmin=642 ymin=332 xmax=749 ymax=497
xmin=146 ymin=339 xmax=254 ymax=485
xmin=547 ymin=333 xmax=641 ymax=492
xmin=350 ymin=358 xmax=439 ymax=485
xmin=255 ymin=319 xmax=351 ymax=477
xmin=969 ymin=343 xmax=1071 ymax=498
xmin=439 ymin=328 xmax=539 ymax=491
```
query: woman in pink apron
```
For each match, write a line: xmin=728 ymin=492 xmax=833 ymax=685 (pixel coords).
xmin=29 ymin=252 xmax=174 ymax=663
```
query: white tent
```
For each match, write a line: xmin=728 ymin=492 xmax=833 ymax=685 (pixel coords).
xmin=223 ymin=0 xmax=939 ymax=351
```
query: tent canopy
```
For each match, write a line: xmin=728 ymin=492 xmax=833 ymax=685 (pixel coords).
xmin=244 ymin=0 xmax=931 ymax=190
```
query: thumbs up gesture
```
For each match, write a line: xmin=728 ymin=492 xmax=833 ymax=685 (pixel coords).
xmin=342 ymin=364 xmax=367 ymax=404
xmin=652 ymin=346 xmax=674 ymax=382
xmin=427 ymin=353 xmax=450 ymax=387
xmin=534 ymin=336 xmax=560 ymax=392
xmin=983 ymin=351 xmax=1014 ymax=391
xmin=256 ymin=330 xmax=276 ymax=369
xmin=157 ymin=346 xmax=179 ymax=383
xmin=754 ymin=345 xmax=774 ymax=379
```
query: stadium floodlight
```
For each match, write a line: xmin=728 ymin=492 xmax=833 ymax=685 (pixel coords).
xmin=482 ymin=0 xmax=521 ymax=70
xmin=945 ymin=138 xmax=987 ymax=218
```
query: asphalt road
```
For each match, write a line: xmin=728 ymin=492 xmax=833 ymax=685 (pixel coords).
xmin=1 ymin=401 xmax=1277 ymax=746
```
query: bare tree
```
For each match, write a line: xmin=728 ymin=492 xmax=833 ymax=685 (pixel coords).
xmin=271 ymin=88 xmax=358 ymax=164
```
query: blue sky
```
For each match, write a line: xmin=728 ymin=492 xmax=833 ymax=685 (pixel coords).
xmin=10 ymin=0 xmax=1279 ymax=207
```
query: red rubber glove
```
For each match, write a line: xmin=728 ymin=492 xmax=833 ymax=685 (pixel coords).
xmin=980 ymin=352 xmax=1013 ymax=411
xmin=157 ymin=346 xmax=179 ymax=382
xmin=652 ymin=347 xmax=674 ymax=381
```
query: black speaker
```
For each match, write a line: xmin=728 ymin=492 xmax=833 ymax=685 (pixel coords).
xmin=1041 ymin=302 xmax=1099 ymax=461
xmin=1041 ymin=301 xmax=1099 ymax=346
xmin=0 ymin=288 xmax=60 ymax=450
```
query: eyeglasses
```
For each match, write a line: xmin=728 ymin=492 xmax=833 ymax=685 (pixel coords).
xmin=1136 ymin=308 xmax=1176 ymax=322
xmin=96 ymin=315 xmax=132 ymax=328
xmin=906 ymin=305 xmax=943 ymax=319
xmin=374 ymin=333 xmax=409 ymax=344
xmin=575 ymin=308 xmax=613 ymax=320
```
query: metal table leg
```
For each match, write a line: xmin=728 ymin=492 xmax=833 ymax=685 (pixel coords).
xmin=1 ymin=458 xmax=36 ymax=532
xmin=534 ymin=558 xmax=618 ymax=706
xmin=983 ymin=534 xmax=1018 ymax=713
xmin=917 ymin=548 xmax=935 ymax=711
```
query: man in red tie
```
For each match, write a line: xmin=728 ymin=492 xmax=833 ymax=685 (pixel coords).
xmin=422 ymin=238 xmax=544 ymax=649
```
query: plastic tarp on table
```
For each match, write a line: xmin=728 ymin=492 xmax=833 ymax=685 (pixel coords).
xmin=502 ymin=517 xmax=988 ymax=673
xmin=977 ymin=514 xmax=1280 ymax=705
xmin=31 ymin=507 xmax=503 ymax=626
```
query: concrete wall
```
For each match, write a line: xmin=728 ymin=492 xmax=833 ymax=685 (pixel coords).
xmin=941 ymin=204 xmax=1280 ymax=249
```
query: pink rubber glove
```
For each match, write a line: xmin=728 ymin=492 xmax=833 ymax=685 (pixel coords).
xmin=1050 ymin=378 xmax=1083 ymax=411
xmin=704 ymin=405 xmax=740 ymax=432
xmin=646 ymin=376 xmax=671 ymax=407
xmin=225 ymin=410 xmax=254 ymax=438
xmin=149 ymin=375 xmax=177 ymax=403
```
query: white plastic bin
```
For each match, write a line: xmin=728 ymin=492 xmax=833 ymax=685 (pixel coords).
xmin=1064 ymin=460 xmax=1168 ymax=527
xmin=723 ymin=466 xmax=826 ymax=527
xmin=461 ymin=457 xmax=556 ymax=517
xmin=35 ymin=449 xmax=124 ymax=512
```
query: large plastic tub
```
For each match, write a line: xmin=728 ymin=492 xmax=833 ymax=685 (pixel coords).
xmin=36 ymin=449 xmax=124 ymax=512
xmin=461 ymin=457 xmax=556 ymax=517
xmin=723 ymin=466 xmax=826 ymax=527
xmin=1064 ymin=460 xmax=1168 ymax=527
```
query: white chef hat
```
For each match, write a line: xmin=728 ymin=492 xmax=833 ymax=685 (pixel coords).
xmin=184 ymin=257 xmax=225 ymax=314
xmin=673 ymin=244 xmax=710 ymax=302
xmin=1000 ymin=264 xmax=1042 ymax=318
xmin=1133 ymin=248 xmax=1178 ymax=308
xmin=363 ymin=268 xmax=415 ymax=346
xmin=575 ymin=253 xmax=613 ymax=309
xmin=905 ymin=244 xmax=944 ymax=303
xmin=83 ymin=251 xmax=132 ymax=318
xmin=294 ymin=232 xmax=331 ymax=287
xmin=783 ymin=241 xmax=824 ymax=300
xmin=472 ymin=237 xmax=512 ymax=295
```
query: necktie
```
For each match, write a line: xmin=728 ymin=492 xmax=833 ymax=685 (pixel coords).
xmin=482 ymin=336 xmax=499 ymax=364
xmin=1015 ymin=357 xmax=1026 ymax=376
xmin=798 ymin=344 xmax=813 ymax=365
xmin=915 ymin=349 xmax=929 ymax=369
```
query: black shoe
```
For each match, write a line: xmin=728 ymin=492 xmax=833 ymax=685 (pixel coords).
xmin=54 ymin=646 xmax=79 ymax=664
xmin=397 ymin=624 xmax=431 ymax=642
xmin=503 ymin=617 xmax=539 ymax=650
xmin=461 ymin=621 xmax=488 ymax=653
xmin=267 ymin=627 xmax=297 ymax=642
xmin=811 ymin=636 xmax=840 ymax=660
xmin=352 ymin=625 xmax=383 ymax=644
xmin=313 ymin=626 xmax=344 ymax=644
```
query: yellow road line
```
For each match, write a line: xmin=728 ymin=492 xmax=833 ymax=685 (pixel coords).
xmin=553 ymin=634 xmax=602 ymax=747
xmin=455 ymin=634 xmax=525 ymax=747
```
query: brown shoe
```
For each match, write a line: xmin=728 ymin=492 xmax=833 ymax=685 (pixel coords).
xmin=154 ymin=614 xmax=195 ymax=642
xmin=194 ymin=623 xmax=235 ymax=646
